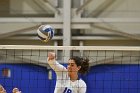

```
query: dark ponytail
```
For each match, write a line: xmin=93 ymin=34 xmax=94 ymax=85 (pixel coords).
xmin=69 ymin=56 xmax=89 ymax=74
xmin=79 ymin=57 xmax=89 ymax=74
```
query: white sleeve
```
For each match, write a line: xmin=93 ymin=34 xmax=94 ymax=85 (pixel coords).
xmin=78 ymin=80 xmax=87 ymax=93
xmin=79 ymin=86 xmax=86 ymax=93
xmin=47 ymin=59 xmax=67 ymax=74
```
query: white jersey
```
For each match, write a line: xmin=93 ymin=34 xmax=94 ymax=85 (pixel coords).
xmin=48 ymin=59 xmax=87 ymax=93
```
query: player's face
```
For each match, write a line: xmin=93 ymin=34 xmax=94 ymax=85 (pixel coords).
xmin=67 ymin=59 xmax=80 ymax=73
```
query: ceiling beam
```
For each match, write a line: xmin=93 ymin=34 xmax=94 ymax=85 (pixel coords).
xmin=0 ymin=23 xmax=91 ymax=39
xmin=0 ymin=25 xmax=40 ymax=39
xmin=45 ymin=0 xmax=60 ymax=14
xmin=34 ymin=0 xmax=60 ymax=14
xmin=76 ymin=0 xmax=93 ymax=14
xmin=72 ymin=18 xmax=140 ymax=23
xmin=87 ymin=0 xmax=116 ymax=17
xmin=92 ymin=24 xmax=140 ymax=40
xmin=0 ymin=18 xmax=62 ymax=23
xmin=1 ymin=18 xmax=140 ymax=23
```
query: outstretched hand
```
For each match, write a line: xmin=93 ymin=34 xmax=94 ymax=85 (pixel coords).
xmin=48 ymin=52 xmax=56 ymax=61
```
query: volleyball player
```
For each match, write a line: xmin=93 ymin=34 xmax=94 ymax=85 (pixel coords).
xmin=47 ymin=52 xmax=89 ymax=93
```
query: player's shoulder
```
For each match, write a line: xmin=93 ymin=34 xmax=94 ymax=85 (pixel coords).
xmin=78 ymin=79 xmax=86 ymax=87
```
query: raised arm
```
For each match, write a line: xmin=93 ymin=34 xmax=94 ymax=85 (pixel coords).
xmin=47 ymin=52 xmax=67 ymax=72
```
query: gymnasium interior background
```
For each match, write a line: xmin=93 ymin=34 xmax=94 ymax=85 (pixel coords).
xmin=0 ymin=0 xmax=140 ymax=93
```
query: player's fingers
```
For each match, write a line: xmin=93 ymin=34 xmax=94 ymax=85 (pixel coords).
xmin=48 ymin=52 xmax=55 ymax=60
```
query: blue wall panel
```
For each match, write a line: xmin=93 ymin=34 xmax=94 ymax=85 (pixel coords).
xmin=84 ymin=64 xmax=140 ymax=93
xmin=0 ymin=64 xmax=140 ymax=93
xmin=0 ymin=64 xmax=55 ymax=93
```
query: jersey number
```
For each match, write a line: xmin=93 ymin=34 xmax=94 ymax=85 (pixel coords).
xmin=63 ymin=87 xmax=72 ymax=93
